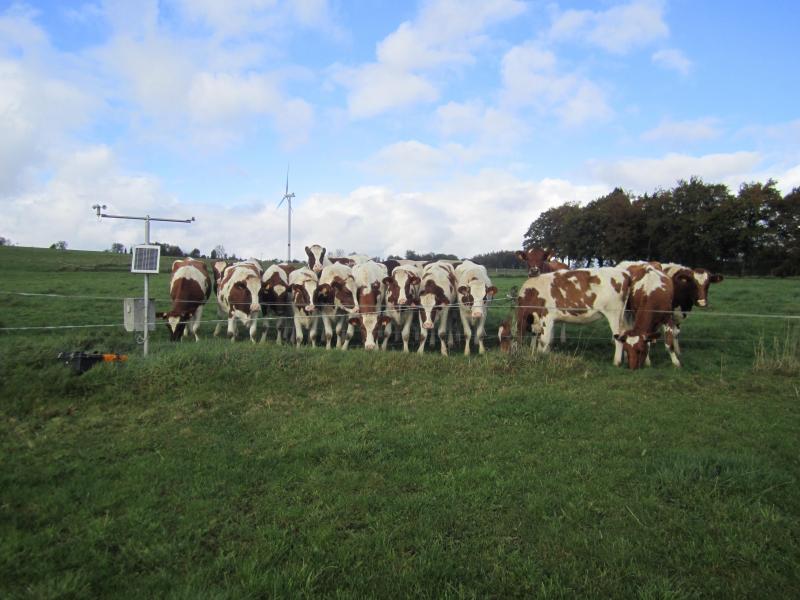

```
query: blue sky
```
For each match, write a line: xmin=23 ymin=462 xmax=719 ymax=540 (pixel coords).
xmin=1 ymin=0 xmax=799 ymax=259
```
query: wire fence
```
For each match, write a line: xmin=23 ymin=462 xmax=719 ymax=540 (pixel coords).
xmin=1 ymin=289 xmax=797 ymax=342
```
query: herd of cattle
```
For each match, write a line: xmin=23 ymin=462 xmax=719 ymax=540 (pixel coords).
xmin=156 ymin=244 xmax=723 ymax=369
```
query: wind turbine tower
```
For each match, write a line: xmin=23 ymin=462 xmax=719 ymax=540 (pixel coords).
xmin=277 ymin=166 xmax=295 ymax=263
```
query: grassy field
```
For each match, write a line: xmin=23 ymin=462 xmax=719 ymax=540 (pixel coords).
xmin=1 ymin=246 xmax=799 ymax=598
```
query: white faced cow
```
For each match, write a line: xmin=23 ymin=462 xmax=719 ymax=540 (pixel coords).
xmin=417 ymin=261 xmax=457 ymax=356
xmin=381 ymin=263 xmax=422 ymax=352
xmin=217 ymin=261 xmax=263 ymax=342
xmin=259 ymin=264 xmax=295 ymax=345
xmin=288 ymin=267 xmax=320 ymax=347
xmin=347 ymin=261 xmax=389 ymax=351
xmin=157 ymin=258 xmax=211 ymax=341
xmin=305 ymin=244 xmax=331 ymax=274
xmin=315 ymin=262 xmax=359 ymax=350
xmin=211 ymin=260 xmax=229 ymax=337
xmin=454 ymin=260 xmax=497 ymax=355
xmin=615 ymin=264 xmax=680 ymax=369
xmin=516 ymin=267 xmax=631 ymax=365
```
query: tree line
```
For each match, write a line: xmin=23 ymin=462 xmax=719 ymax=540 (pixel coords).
xmin=522 ymin=178 xmax=800 ymax=276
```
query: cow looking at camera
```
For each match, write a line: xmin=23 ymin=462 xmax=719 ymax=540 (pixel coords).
xmin=454 ymin=260 xmax=497 ymax=355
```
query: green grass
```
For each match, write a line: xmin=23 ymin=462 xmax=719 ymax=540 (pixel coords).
xmin=1 ymin=246 xmax=799 ymax=598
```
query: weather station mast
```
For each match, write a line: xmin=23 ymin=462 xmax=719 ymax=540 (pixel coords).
xmin=92 ymin=204 xmax=194 ymax=357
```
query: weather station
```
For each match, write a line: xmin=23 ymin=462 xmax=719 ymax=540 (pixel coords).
xmin=92 ymin=204 xmax=194 ymax=356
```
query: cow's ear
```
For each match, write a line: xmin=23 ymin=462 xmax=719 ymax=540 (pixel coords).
xmin=372 ymin=281 xmax=381 ymax=291
xmin=382 ymin=276 xmax=394 ymax=286
xmin=516 ymin=250 xmax=527 ymax=261
xmin=710 ymin=274 xmax=723 ymax=283
xmin=156 ymin=311 xmax=166 ymax=319
xmin=304 ymin=246 xmax=310 ymax=254
xmin=457 ymin=285 xmax=468 ymax=294
xmin=291 ymin=284 xmax=302 ymax=292
xmin=614 ymin=333 xmax=627 ymax=343
xmin=487 ymin=286 xmax=498 ymax=297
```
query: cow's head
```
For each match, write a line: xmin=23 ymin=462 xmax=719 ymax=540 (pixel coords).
xmin=156 ymin=310 xmax=189 ymax=341
xmin=261 ymin=270 xmax=288 ymax=304
xmin=516 ymin=248 xmax=553 ymax=276
xmin=332 ymin=276 xmax=358 ymax=313
xmin=384 ymin=270 xmax=421 ymax=308
xmin=349 ymin=313 xmax=391 ymax=351
xmin=212 ymin=260 xmax=228 ymax=292
xmin=305 ymin=244 xmax=326 ymax=273
xmin=419 ymin=279 xmax=449 ymax=329
xmin=692 ymin=268 xmax=723 ymax=307
xmin=614 ymin=331 xmax=660 ymax=370
xmin=291 ymin=279 xmax=318 ymax=313
xmin=458 ymin=280 xmax=498 ymax=319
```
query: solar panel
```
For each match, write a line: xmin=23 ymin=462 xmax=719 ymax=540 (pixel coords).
xmin=131 ymin=245 xmax=161 ymax=273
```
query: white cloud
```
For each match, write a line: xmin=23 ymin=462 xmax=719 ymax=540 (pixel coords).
xmin=500 ymin=42 xmax=612 ymax=125
xmin=642 ymin=117 xmax=721 ymax=142
xmin=333 ymin=0 xmax=525 ymax=119
xmin=435 ymin=101 xmax=528 ymax=148
xmin=549 ymin=0 xmax=669 ymax=54
xmin=652 ymin=48 xmax=692 ymax=75
xmin=590 ymin=151 xmax=764 ymax=192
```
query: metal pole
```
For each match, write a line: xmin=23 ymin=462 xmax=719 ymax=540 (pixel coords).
xmin=144 ymin=216 xmax=150 ymax=358
xmin=287 ymin=198 xmax=292 ymax=263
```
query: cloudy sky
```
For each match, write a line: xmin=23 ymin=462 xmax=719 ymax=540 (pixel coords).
xmin=2 ymin=0 xmax=799 ymax=259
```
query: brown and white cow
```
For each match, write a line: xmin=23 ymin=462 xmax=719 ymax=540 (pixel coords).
xmin=217 ymin=261 xmax=263 ymax=342
xmin=417 ymin=261 xmax=457 ymax=356
xmin=381 ymin=263 xmax=422 ymax=352
xmin=455 ymin=260 xmax=497 ymax=355
xmin=288 ymin=267 xmax=320 ymax=347
xmin=316 ymin=262 xmax=359 ymax=350
xmin=347 ymin=261 xmax=389 ymax=351
xmin=157 ymin=258 xmax=212 ymax=341
xmin=516 ymin=267 xmax=631 ymax=364
xmin=615 ymin=264 xmax=680 ymax=369
xmin=516 ymin=248 xmax=569 ymax=277
xmin=662 ymin=263 xmax=723 ymax=311
xmin=259 ymin=263 xmax=295 ymax=345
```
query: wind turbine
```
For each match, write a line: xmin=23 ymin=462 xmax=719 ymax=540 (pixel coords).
xmin=277 ymin=165 xmax=295 ymax=263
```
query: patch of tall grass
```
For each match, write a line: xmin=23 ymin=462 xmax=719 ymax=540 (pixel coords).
xmin=753 ymin=325 xmax=799 ymax=375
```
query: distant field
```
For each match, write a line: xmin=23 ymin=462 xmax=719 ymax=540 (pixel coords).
xmin=1 ymin=246 xmax=799 ymax=598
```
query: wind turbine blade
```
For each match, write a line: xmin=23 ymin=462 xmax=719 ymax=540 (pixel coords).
xmin=285 ymin=164 xmax=290 ymax=196
xmin=277 ymin=195 xmax=286 ymax=208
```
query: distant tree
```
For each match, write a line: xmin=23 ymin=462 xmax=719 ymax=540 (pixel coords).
xmin=0 ymin=236 xmax=10 ymax=246
xmin=189 ymin=248 xmax=201 ymax=258
xmin=110 ymin=242 xmax=126 ymax=253
xmin=470 ymin=250 xmax=521 ymax=269
xmin=212 ymin=245 xmax=227 ymax=260
xmin=333 ymin=248 xmax=347 ymax=257
xmin=50 ymin=241 xmax=68 ymax=250
xmin=154 ymin=242 xmax=184 ymax=257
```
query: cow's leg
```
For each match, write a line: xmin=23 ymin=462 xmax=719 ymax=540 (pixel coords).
xmin=382 ymin=320 xmax=393 ymax=351
xmin=559 ymin=323 xmax=566 ymax=344
xmin=294 ymin=316 xmax=304 ymax=348
xmin=340 ymin=322 xmax=354 ymax=350
xmin=227 ymin=315 xmax=238 ymax=342
xmin=309 ymin=318 xmax=318 ymax=348
xmin=321 ymin=314 xmax=333 ymax=350
xmin=191 ymin=306 xmax=204 ymax=341
xmin=248 ymin=317 xmax=258 ymax=343
xmin=461 ymin=313 xmax=472 ymax=356
xmin=438 ymin=309 xmax=449 ymax=356
xmin=334 ymin=317 xmax=344 ymax=349
xmin=536 ymin=317 xmax=555 ymax=354
xmin=664 ymin=323 xmax=681 ymax=367
xmin=603 ymin=312 xmax=624 ymax=366
xmin=417 ymin=314 xmax=429 ymax=354
xmin=476 ymin=316 xmax=486 ymax=355
xmin=401 ymin=315 xmax=413 ymax=353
